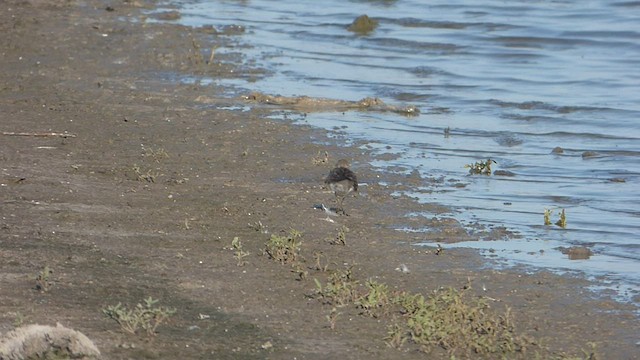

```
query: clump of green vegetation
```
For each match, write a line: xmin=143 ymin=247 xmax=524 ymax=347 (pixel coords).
xmin=385 ymin=323 xmax=408 ymax=349
xmin=544 ymin=208 xmax=567 ymax=228
xmin=231 ymin=237 xmax=250 ymax=266
xmin=13 ymin=312 xmax=26 ymax=328
xmin=465 ymin=159 xmax=497 ymax=175
xmin=544 ymin=208 xmax=553 ymax=225
xmin=330 ymin=226 xmax=349 ymax=246
xmin=34 ymin=265 xmax=53 ymax=292
xmin=556 ymin=209 xmax=567 ymax=228
xmin=314 ymin=267 xmax=359 ymax=306
xmin=103 ymin=297 xmax=176 ymax=336
xmin=393 ymin=287 xmax=532 ymax=356
xmin=356 ymin=279 xmax=391 ymax=318
xmin=264 ymin=229 xmax=303 ymax=264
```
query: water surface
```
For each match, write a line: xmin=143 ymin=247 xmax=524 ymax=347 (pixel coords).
xmin=158 ymin=0 xmax=640 ymax=304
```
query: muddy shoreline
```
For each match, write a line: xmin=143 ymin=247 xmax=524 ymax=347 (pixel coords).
xmin=1 ymin=0 xmax=638 ymax=359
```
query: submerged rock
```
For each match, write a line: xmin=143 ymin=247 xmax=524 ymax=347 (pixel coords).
xmin=581 ymin=151 xmax=599 ymax=159
xmin=348 ymin=14 xmax=378 ymax=34
xmin=494 ymin=170 xmax=516 ymax=177
xmin=154 ymin=10 xmax=181 ymax=21
xmin=559 ymin=246 xmax=593 ymax=260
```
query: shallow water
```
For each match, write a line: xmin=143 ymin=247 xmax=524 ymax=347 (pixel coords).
xmin=159 ymin=0 xmax=640 ymax=304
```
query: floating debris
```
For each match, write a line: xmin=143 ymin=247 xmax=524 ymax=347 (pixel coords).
xmin=244 ymin=92 xmax=419 ymax=116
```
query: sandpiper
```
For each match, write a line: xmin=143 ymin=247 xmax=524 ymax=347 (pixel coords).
xmin=324 ymin=159 xmax=358 ymax=214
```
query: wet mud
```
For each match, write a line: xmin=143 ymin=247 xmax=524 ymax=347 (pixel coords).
xmin=0 ymin=0 xmax=638 ymax=359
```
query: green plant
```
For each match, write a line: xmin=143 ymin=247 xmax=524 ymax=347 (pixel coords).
xmin=264 ymin=229 xmax=302 ymax=264
xmin=385 ymin=323 xmax=407 ymax=349
xmin=313 ymin=267 xmax=359 ymax=306
xmin=231 ymin=237 xmax=250 ymax=266
xmin=330 ymin=226 xmax=348 ymax=246
xmin=356 ymin=279 xmax=391 ymax=317
xmin=392 ymin=291 xmax=426 ymax=315
xmin=556 ymin=209 xmax=567 ymax=228
xmin=292 ymin=263 xmax=309 ymax=280
xmin=13 ymin=312 xmax=26 ymax=328
xmin=326 ymin=307 xmax=341 ymax=330
xmin=313 ymin=252 xmax=328 ymax=272
xmin=544 ymin=209 xmax=553 ymax=225
xmin=103 ymin=297 xmax=176 ymax=336
xmin=35 ymin=266 xmax=53 ymax=292
xmin=465 ymin=159 xmax=497 ymax=175
xmin=398 ymin=287 xmax=531 ymax=356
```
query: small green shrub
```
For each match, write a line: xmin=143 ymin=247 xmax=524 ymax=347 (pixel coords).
xmin=231 ymin=237 xmax=250 ymax=266
xmin=385 ymin=323 xmax=407 ymax=349
xmin=103 ymin=297 xmax=176 ymax=336
xmin=314 ymin=267 xmax=359 ymax=306
xmin=398 ymin=287 xmax=532 ymax=356
xmin=264 ymin=229 xmax=302 ymax=264
xmin=356 ymin=279 xmax=391 ymax=317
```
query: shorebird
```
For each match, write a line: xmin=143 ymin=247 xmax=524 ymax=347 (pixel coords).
xmin=324 ymin=159 xmax=358 ymax=214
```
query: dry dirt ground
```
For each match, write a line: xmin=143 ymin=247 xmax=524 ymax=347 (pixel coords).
xmin=0 ymin=0 xmax=638 ymax=359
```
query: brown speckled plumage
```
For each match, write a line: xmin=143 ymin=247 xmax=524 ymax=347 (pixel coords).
xmin=325 ymin=159 xmax=358 ymax=213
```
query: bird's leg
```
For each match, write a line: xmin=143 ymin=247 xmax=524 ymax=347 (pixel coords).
xmin=334 ymin=194 xmax=343 ymax=213
xmin=337 ymin=195 xmax=349 ymax=216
